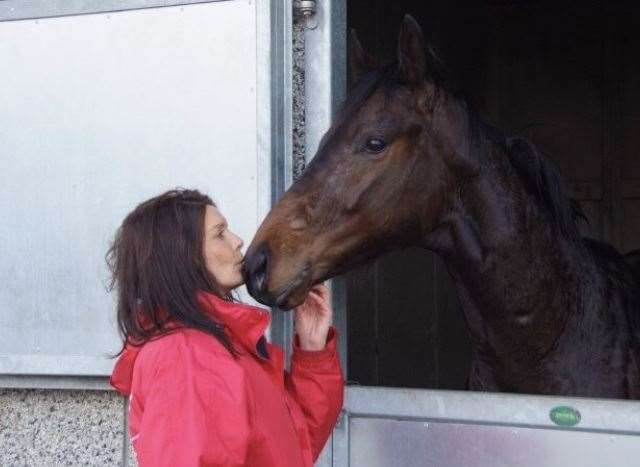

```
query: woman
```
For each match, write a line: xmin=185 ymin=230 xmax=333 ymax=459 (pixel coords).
xmin=108 ymin=189 xmax=344 ymax=466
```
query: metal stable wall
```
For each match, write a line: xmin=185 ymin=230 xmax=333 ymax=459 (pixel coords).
xmin=0 ymin=0 xmax=277 ymax=387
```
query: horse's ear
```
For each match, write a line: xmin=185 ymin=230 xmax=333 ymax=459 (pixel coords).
xmin=397 ymin=14 xmax=426 ymax=85
xmin=348 ymin=29 xmax=374 ymax=86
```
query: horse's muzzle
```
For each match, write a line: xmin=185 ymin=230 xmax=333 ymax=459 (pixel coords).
xmin=242 ymin=244 xmax=272 ymax=305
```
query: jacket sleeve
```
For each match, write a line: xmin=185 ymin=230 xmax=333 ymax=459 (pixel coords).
xmin=285 ymin=327 xmax=345 ymax=461
xmin=133 ymin=344 xmax=254 ymax=467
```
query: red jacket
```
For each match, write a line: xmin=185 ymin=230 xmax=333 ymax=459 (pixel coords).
xmin=110 ymin=292 xmax=344 ymax=467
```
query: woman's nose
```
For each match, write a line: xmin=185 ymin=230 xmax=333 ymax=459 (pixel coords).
xmin=234 ymin=235 xmax=244 ymax=252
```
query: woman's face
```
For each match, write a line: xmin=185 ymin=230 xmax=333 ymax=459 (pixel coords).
xmin=203 ymin=205 xmax=245 ymax=293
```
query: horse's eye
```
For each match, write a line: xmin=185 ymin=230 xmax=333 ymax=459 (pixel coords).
xmin=364 ymin=137 xmax=387 ymax=154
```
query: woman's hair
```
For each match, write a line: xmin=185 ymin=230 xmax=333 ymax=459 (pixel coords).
xmin=106 ymin=188 xmax=235 ymax=355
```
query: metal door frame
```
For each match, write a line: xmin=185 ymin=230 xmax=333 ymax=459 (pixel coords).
xmin=298 ymin=1 xmax=347 ymax=464
xmin=297 ymin=0 xmax=348 ymax=374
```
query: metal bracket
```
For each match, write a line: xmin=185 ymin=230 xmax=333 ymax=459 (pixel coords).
xmin=294 ymin=0 xmax=317 ymax=29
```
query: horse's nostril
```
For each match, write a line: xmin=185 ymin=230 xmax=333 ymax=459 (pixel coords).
xmin=254 ymin=254 xmax=267 ymax=292
xmin=245 ymin=245 xmax=269 ymax=297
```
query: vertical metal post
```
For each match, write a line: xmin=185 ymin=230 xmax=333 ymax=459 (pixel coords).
xmin=304 ymin=0 xmax=347 ymax=163
xmin=268 ymin=0 xmax=295 ymax=361
xmin=331 ymin=409 xmax=350 ymax=467
xmin=302 ymin=1 xmax=347 ymax=465
xmin=303 ymin=0 xmax=347 ymax=376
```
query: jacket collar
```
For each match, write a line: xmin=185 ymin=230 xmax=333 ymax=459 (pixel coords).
xmin=197 ymin=291 xmax=271 ymax=358
xmin=110 ymin=292 xmax=272 ymax=395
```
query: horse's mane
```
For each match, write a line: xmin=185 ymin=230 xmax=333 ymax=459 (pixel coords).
xmin=504 ymin=136 xmax=584 ymax=244
xmin=503 ymin=139 xmax=640 ymax=344
xmin=624 ymin=249 xmax=640 ymax=285
xmin=503 ymin=133 xmax=640 ymax=348
xmin=585 ymin=239 xmax=637 ymax=286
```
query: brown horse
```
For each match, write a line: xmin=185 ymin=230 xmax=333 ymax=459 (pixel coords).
xmin=243 ymin=15 xmax=640 ymax=398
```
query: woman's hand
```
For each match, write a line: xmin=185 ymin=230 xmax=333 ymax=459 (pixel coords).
xmin=294 ymin=283 xmax=333 ymax=351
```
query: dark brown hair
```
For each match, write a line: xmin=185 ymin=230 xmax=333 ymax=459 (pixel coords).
xmin=106 ymin=188 xmax=235 ymax=355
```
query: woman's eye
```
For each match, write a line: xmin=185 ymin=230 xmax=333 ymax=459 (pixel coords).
xmin=217 ymin=229 xmax=225 ymax=238
xmin=364 ymin=137 xmax=387 ymax=154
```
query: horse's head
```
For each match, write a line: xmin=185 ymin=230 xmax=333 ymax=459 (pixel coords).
xmin=243 ymin=15 xmax=476 ymax=308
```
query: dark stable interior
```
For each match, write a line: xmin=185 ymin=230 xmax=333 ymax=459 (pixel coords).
xmin=344 ymin=0 xmax=640 ymax=391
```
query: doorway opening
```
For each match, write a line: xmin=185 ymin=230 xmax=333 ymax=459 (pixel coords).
xmin=344 ymin=0 xmax=640 ymax=391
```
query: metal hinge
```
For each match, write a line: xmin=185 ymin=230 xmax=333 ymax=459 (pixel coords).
xmin=294 ymin=0 xmax=318 ymax=29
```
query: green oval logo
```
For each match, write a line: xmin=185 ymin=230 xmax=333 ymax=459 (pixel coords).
xmin=550 ymin=406 xmax=581 ymax=427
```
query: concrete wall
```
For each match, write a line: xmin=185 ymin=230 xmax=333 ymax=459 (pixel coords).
xmin=292 ymin=14 xmax=307 ymax=178
xmin=0 ymin=12 xmax=307 ymax=467
xmin=0 ymin=389 xmax=128 ymax=465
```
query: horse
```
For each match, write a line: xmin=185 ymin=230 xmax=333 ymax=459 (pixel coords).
xmin=242 ymin=15 xmax=640 ymax=398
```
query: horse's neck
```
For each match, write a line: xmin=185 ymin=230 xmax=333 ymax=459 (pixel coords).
xmin=426 ymin=134 xmax=585 ymax=365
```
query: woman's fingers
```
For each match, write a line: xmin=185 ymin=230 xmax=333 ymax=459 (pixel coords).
xmin=308 ymin=283 xmax=330 ymax=302
xmin=294 ymin=284 xmax=333 ymax=351
xmin=295 ymin=284 xmax=331 ymax=319
xmin=314 ymin=283 xmax=329 ymax=295
xmin=306 ymin=291 xmax=330 ymax=312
